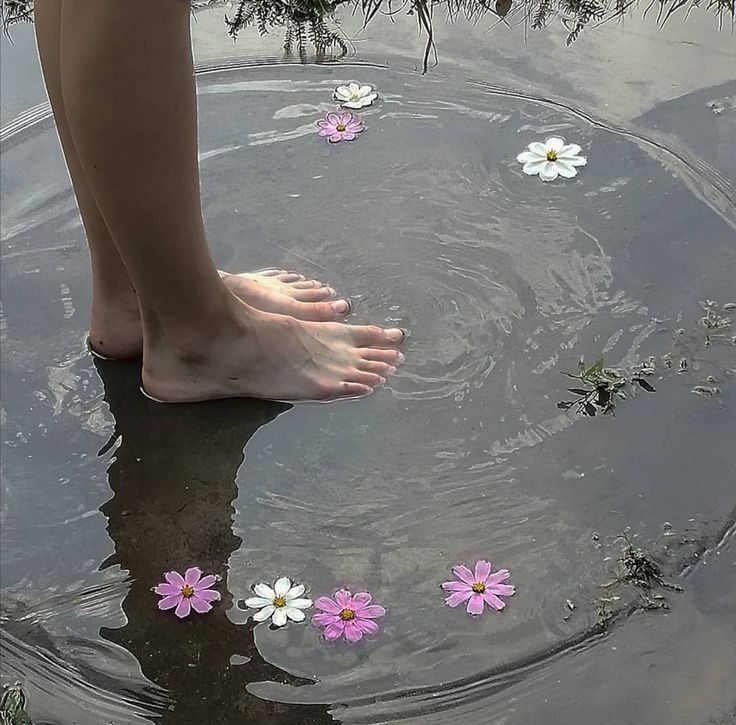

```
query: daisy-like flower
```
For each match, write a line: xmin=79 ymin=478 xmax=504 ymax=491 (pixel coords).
xmin=441 ymin=560 xmax=515 ymax=616
xmin=333 ymin=82 xmax=378 ymax=109
xmin=516 ymin=137 xmax=587 ymax=181
xmin=244 ymin=577 xmax=312 ymax=627
xmin=317 ymin=111 xmax=364 ymax=143
xmin=153 ymin=567 xmax=221 ymax=619
xmin=312 ymin=589 xmax=386 ymax=643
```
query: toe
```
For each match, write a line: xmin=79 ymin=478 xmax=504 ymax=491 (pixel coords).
xmin=359 ymin=348 xmax=405 ymax=364
xmin=291 ymin=288 xmax=336 ymax=302
xmin=278 ymin=272 xmax=304 ymax=283
xmin=291 ymin=279 xmax=324 ymax=289
xmin=359 ymin=360 xmax=397 ymax=377
xmin=255 ymin=268 xmax=281 ymax=277
xmin=288 ymin=300 xmax=350 ymax=322
xmin=350 ymin=325 xmax=406 ymax=348
xmin=338 ymin=382 xmax=374 ymax=399
xmin=348 ymin=371 xmax=386 ymax=388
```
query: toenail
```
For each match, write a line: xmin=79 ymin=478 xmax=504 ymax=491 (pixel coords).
xmin=397 ymin=352 xmax=406 ymax=363
xmin=331 ymin=300 xmax=349 ymax=314
xmin=327 ymin=287 xmax=336 ymax=296
xmin=386 ymin=328 xmax=404 ymax=342
xmin=387 ymin=366 xmax=397 ymax=375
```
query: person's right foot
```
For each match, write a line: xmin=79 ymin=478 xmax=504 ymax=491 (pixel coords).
xmin=141 ymin=297 xmax=406 ymax=403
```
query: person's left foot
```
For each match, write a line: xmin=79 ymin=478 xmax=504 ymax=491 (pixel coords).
xmin=87 ymin=268 xmax=352 ymax=360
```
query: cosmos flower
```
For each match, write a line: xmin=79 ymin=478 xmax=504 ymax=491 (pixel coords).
xmin=312 ymin=589 xmax=386 ymax=642
xmin=441 ymin=560 xmax=515 ymax=615
xmin=154 ymin=567 xmax=221 ymax=618
xmin=516 ymin=137 xmax=587 ymax=181
xmin=333 ymin=82 xmax=378 ymax=109
xmin=244 ymin=577 xmax=313 ymax=627
xmin=317 ymin=111 xmax=364 ymax=143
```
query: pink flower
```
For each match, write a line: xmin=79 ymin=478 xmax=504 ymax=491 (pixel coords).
xmin=316 ymin=111 xmax=364 ymax=143
xmin=153 ymin=567 xmax=221 ymax=619
xmin=441 ymin=560 xmax=515 ymax=616
xmin=312 ymin=589 xmax=385 ymax=642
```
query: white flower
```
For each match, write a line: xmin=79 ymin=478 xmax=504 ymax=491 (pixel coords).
xmin=516 ymin=136 xmax=587 ymax=182
xmin=244 ymin=577 xmax=312 ymax=627
xmin=334 ymin=82 xmax=378 ymax=110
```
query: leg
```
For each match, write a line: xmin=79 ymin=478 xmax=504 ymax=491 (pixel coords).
xmin=34 ymin=0 xmax=142 ymax=358
xmin=59 ymin=0 xmax=404 ymax=402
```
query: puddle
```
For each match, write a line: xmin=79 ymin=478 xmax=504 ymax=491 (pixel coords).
xmin=1 ymin=52 xmax=735 ymax=725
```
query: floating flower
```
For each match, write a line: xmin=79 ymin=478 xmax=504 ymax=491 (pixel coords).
xmin=317 ymin=111 xmax=364 ymax=143
xmin=333 ymin=82 xmax=378 ymax=109
xmin=516 ymin=137 xmax=587 ymax=181
xmin=312 ymin=589 xmax=386 ymax=643
xmin=244 ymin=577 xmax=313 ymax=627
xmin=441 ymin=560 xmax=515 ymax=616
xmin=153 ymin=567 xmax=221 ymax=619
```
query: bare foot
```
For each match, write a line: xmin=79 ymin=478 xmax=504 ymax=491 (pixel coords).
xmin=219 ymin=269 xmax=352 ymax=322
xmin=141 ymin=297 xmax=406 ymax=403
xmin=88 ymin=268 xmax=351 ymax=360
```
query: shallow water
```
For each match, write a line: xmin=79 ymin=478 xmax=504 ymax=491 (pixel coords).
xmin=2 ymin=13 xmax=736 ymax=725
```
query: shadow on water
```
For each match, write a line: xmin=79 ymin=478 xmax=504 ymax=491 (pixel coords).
xmin=93 ymin=358 xmax=331 ymax=724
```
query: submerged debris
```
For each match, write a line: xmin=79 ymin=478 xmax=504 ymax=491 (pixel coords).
xmin=0 ymin=682 xmax=32 ymax=725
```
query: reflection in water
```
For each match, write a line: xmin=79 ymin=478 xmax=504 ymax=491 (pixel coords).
xmin=93 ymin=359 xmax=331 ymax=724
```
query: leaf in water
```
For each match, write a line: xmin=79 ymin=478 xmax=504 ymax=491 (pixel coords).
xmin=583 ymin=402 xmax=597 ymax=416
xmin=568 ymin=388 xmax=590 ymax=396
xmin=634 ymin=378 xmax=656 ymax=392
xmin=557 ymin=400 xmax=573 ymax=409
xmin=495 ymin=0 xmax=512 ymax=16
xmin=584 ymin=357 xmax=605 ymax=378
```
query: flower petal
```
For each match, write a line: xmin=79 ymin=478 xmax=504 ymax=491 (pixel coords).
xmin=318 ymin=127 xmax=334 ymax=137
xmin=184 ymin=567 xmax=202 ymax=586
xmin=516 ymin=150 xmax=544 ymax=164
xmin=466 ymin=593 xmax=485 ymax=616
xmin=341 ymin=132 xmax=357 ymax=141
xmin=286 ymin=584 xmax=305 ymax=599
xmin=272 ymin=608 xmax=288 ymax=627
xmin=357 ymin=605 xmax=385 ymax=619
xmin=334 ymin=86 xmax=351 ymax=100
xmin=286 ymin=598 xmax=312 ymax=610
xmin=196 ymin=589 xmax=221 ymax=603
xmin=314 ymin=596 xmax=341 ymax=614
xmin=545 ymin=136 xmax=565 ymax=153
xmin=445 ymin=589 xmax=473 ymax=608
xmin=342 ymin=101 xmax=360 ymax=110
xmin=485 ymin=569 xmax=511 ymax=585
xmin=349 ymin=82 xmax=360 ymax=94
xmin=358 ymin=84 xmax=373 ymax=96
xmin=557 ymin=143 xmax=582 ymax=158
xmin=195 ymin=575 xmax=217 ymax=591
xmin=244 ymin=596 xmax=272 ymax=609
xmin=274 ymin=577 xmax=292 ymax=597
xmin=566 ymin=155 xmax=587 ymax=167
xmin=326 ymin=112 xmax=341 ymax=126
xmin=190 ymin=596 xmax=214 ymax=614
xmin=487 ymin=583 xmax=515 ymax=597
xmin=312 ymin=612 xmax=340 ymax=627
xmin=253 ymin=583 xmax=275 ymax=599
xmin=522 ymin=160 xmax=548 ymax=176
xmin=339 ymin=112 xmax=354 ymax=126
xmin=441 ymin=580 xmax=471 ymax=592
xmin=154 ymin=583 xmax=182 ymax=597
xmin=554 ymin=159 xmax=578 ymax=179
xmin=452 ymin=564 xmax=475 ymax=585
xmin=158 ymin=594 xmax=182 ymax=611
xmin=164 ymin=571 xmax=185 ymax=588
xmin=284 ymin=606 xmax=306 ymax=622
xmin=252 ymin=605 xmax=275 ymax=622
xmin=355 ymin=618 xmax=379 ymax=636
xmin=323 ymin=622 xmax=345 ymax=640
xmin=328 ymin=132 xmax=343 ymax=143
xmin=482 ymin=591 xmax=507 ymax=610
xmin=175 ymin=597 xmax=192 ymax=618
xmin=350 ymin=592 xmax=372 ymax=609
xmin=539 ymin=162 xmax=559 ymax=181
xmin=343 ymin=621 xmax=364 ymax=642
xmin=474 ymin=560 xmax=492 ymax=582
xmin=334 ymin=590 xmax=353 ymax=608
xmin=527 ymin=142 xmax=548 ymax=156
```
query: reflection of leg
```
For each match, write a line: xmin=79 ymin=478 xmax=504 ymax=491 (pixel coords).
xmin=34 ymin=0 xmax=141 ymax=359
xmin=60 ymin=0 xmax=405 ymax=402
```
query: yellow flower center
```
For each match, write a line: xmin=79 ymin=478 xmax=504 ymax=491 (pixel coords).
xmin=336 ymin=123 xmax=346 ymax=132
xmin=273 ymin=596 xmax=287 ymax=607
xmin=339 ymin=608 xmax=356 ymax=621
xmin=181 ymin=584 xmax=195 ymax=598
xmin=471 ymin=582 xmax=486 ymax=594
xmin=546 ymin=150 xmax=558 ymax=161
